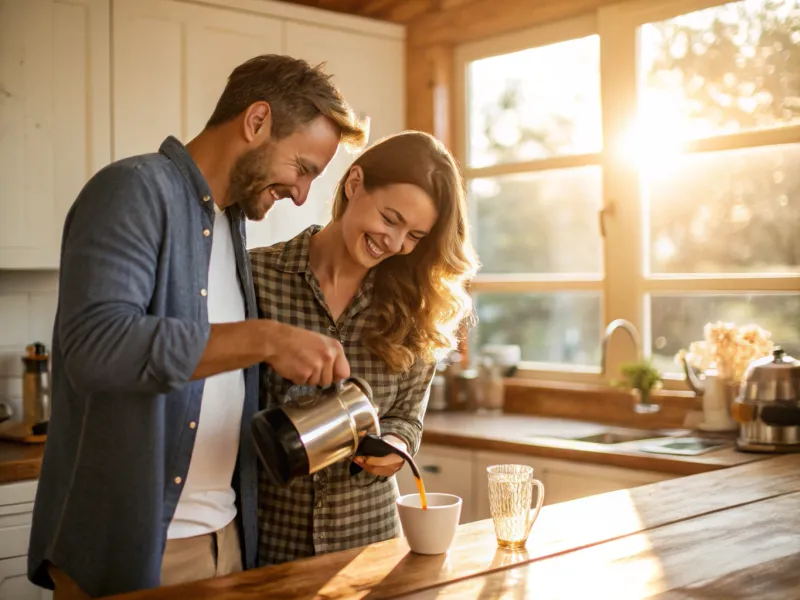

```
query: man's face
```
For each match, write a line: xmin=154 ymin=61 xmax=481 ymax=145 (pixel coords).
xmin=229 ymin=115 xmax=340 ymax=221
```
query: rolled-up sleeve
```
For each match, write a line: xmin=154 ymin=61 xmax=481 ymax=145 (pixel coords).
xmin=57 ymin=164 xmax=210 ymax=395
xmin=379 ymin=359 xmax=436 ymax=457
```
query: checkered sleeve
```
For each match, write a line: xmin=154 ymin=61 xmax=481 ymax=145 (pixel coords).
xmin=378 ymin=358 xmax=436 ymax=457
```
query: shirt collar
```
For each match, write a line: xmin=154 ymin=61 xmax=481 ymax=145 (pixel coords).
xmin=159 ymin=135 xmax=244 ymax=221
xmin=277 ymin=225 xmax=376 ymax=302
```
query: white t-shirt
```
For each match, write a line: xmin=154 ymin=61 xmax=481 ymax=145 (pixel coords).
xmin=168 ymin=204 xmax=246 ymax=539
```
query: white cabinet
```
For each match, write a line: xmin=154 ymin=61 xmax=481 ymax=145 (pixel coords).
xmin=270 ymin=23 xmax=405 ymax=246
xmin=0 ymin=480 xmax=49 ymax=600
xmin=112 ymin=2 xmax=405 ymax=251
xmin=542 ymin=460 xmax=674 ymax=505
xmin=112 ymin=0 xmax=283 ymax=161
xmin=0 ymin=0 xmax=404 ymax=269
xmin=397 ymin=445 xmax=475 ymax=523
xmin=0 ymin=0 xmax=111 ymax=269
xmin=402 ymin=444 xmax=677 ymax=525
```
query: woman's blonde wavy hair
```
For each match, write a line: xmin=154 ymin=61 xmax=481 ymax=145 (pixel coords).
xmin=331 ymin=131 xmax=480 ymax=373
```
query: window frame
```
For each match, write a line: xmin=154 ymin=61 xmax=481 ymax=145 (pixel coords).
xmin=455 ymin=0 xmax=800 ymax=389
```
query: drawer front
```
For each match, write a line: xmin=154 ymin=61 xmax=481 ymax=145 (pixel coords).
xmin=0 ymin=555 xmax=49 ymax=600
xmin=0 ymin=521 xmax=32 ymax=561
xmin=0 ymin=503 xmax=33 ymax=560
xmin=0 ymin=482 xmax=37 ymax=507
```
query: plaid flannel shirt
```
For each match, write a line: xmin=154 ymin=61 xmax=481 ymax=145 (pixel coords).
xmin=250 ymin=226 xmax=435 ymax=565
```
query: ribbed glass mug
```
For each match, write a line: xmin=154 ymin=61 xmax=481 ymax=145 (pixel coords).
xmin=487 ymin=464 xmax=545 ymax=548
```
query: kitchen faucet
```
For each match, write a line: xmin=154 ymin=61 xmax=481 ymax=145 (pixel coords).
xmin=600 ymin=319 xmax=641 ymax=374
xmin=599 ymin=319 xmax=659 ymax=413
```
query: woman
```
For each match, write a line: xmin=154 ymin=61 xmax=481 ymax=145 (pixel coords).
xmin=250 ymin=130 xmax=478 ymax=565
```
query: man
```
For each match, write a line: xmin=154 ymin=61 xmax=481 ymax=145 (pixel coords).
xmin=27 ymin=55 xmax=368 ymax=599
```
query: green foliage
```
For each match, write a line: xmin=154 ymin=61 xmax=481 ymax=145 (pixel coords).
xmin=612 ymin=361 xmax=664 ymax=396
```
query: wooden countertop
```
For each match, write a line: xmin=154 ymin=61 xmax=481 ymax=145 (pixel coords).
xmin=106 ymin=454 xmax=800 ymax=599
xmin=419 ymin=412 xmax=771 ymax=475
xmin=0 ymin=412 xmax=771 ymax=485
xmin=0 ymin=440 xmax=44 ymax=484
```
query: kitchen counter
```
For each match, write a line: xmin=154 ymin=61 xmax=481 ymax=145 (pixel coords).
xmin=106 ymin=453 xmax=800 ymax=599
xmin=0 ymin=439 xmax=44 ymax=484
xmin=0 ymin=412 xmax=770 ymax=485
xmin=420 ymin=412 xmax=771 ymax=475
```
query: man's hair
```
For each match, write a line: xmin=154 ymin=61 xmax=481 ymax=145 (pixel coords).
xmin=206 ymin=54 xmax=368 ymax=150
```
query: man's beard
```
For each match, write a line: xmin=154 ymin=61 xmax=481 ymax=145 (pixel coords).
xmin=228 ymin=141 xmax=275 ymax=221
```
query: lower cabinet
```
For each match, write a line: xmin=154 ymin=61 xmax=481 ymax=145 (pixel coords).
xmin=397 ymin=444 xmax=677 ymax=525
xmin=0 ymin=480 xmax=50 ymax=600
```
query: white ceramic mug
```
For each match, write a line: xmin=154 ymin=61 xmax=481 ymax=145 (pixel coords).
xmin=396 ymin=493 xmax=462 ymax=554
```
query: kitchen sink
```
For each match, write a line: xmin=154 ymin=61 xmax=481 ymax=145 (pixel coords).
xmin=572 ymin=431 xmax=667 ymax=444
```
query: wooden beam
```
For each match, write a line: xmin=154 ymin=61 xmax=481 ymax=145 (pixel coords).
xmin=407 ymin=0 xmax=615 ymax=47
xmin=406 ymin=44 xmax=454 ymax=148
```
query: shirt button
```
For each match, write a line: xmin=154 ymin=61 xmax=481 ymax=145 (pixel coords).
xmin=202 ymin=195 xmax=211 ymax=202
xmin=174 ymin=476 xmax=182 ymax=485
xmin=200 ymin=288 xmax=208 ymax=297
xmin=203 ymin=229 xmax=211 ymax=237
xmin=189 ymin=421 xmax=197 ymax=429
xmin=328 ymin=326 xmax=337 ymax=333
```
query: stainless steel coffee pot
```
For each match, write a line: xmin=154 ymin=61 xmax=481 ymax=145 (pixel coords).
xmin=251 ymin=376 xmax=413 ymax=486
xmin=732 ymin=347 xmax=800 ymax=452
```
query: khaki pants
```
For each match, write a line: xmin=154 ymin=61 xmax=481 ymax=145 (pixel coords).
xmin=50 ymin=519 xmax=243 ymax=599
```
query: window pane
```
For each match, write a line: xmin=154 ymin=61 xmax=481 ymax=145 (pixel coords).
xmin=467 ymin=36 xmax=601 ymax=168
xmin=650 ymin=293 xmax=800 ymax=374
xmin=471 ymin=167 xmax=602 ymax=274
xmin=640 ymin=0 xmax=800 ymax=139
xmin=473 ymin=293 xmax=602 ymax=367
xmin=647 ymin=143 xmax=800 ymax=274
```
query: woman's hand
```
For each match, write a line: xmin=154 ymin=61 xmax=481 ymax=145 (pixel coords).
xmin=353 ymin=434 xmax=407 ymax=477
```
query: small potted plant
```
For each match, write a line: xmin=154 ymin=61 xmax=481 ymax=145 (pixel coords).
xmin=613 ymin=360 xmax=663 ymax=413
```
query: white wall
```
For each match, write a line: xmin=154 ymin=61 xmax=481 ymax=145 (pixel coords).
xmin=0 ymin=271 xmax=59 ymax=421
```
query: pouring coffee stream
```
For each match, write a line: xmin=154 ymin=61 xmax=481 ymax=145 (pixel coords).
xmin=251 ymin=376 xmax=429 ymax=510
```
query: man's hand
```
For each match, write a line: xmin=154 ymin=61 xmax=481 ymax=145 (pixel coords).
xmin=263 ymin=321 xmax=350 ymax=387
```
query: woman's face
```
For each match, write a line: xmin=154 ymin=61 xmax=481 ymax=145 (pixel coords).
xmin=341 ymin=167 xmax=439 ymax=269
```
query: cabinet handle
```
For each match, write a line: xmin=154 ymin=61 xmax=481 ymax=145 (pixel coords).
xmin=422 ymin=465 xmax=441 ymax=474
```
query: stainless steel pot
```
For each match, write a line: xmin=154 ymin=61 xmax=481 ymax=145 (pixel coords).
xmin=732 ymin=347 xmax=800 ymax=452
xmin=252 ymin=377 xmax=407 ymax=486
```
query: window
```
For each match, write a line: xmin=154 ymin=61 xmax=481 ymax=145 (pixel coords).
xmin=456 ymin=0 xmax=800 ymax=383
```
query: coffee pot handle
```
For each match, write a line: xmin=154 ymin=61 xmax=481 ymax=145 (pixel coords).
xmin=349 ymin=434 xmax=415 ymax=477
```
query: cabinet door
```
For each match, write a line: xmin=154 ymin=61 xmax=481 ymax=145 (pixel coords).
xmin=271 ymin=23 xmax=404 ymax=247
xmin=542 ymin=460 xmax=675 ymax=505
xmin=473 ymin=451 xmax=547 ymax=522
xmin=113 ymin=0 xmax=283 ymax=160
xmin=0 ymin=0 xmax=110 ymax=269
xmin=396 ymin=445 xmax=475 ymax=523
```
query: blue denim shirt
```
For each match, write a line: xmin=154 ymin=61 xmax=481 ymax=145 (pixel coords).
xmin=27 ymin=137 xmax=259 ymax=598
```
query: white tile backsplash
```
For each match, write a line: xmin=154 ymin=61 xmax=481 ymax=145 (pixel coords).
xmin=0 ymin=270 xmax=59 ymax=420
xmin=0 ymin=294 xmax=31 ymax=347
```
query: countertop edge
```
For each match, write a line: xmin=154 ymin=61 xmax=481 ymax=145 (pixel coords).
xmin=420 ymin=429 xmax=771 ymax=476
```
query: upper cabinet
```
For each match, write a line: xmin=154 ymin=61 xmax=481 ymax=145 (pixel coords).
xmin=0 ymin=0 xmax=111 ymax=269
xmin=0 ymin=0 xmax=405 ymax=267
xmin=112 ymin=0 xmax=283 ymax=160
xmin=267 ymin=23 xmax=405 ymax=248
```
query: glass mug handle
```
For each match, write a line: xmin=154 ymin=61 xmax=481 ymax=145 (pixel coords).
xmin=525 ymin=479 xmax=545 ymax=539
